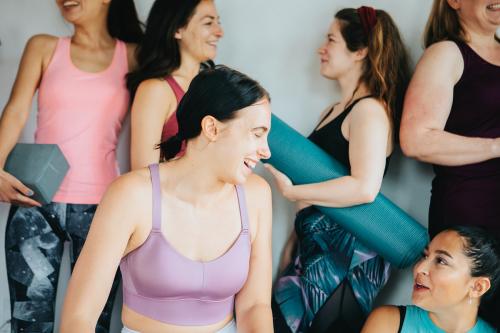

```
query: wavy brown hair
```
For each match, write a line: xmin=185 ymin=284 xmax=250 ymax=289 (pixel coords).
xmin=335 ymin=8 xmax=411 ymax=142
xmin=423 ymin=0 xmax=466 ymax=47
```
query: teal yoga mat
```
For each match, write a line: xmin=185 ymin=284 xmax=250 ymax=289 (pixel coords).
xmin=266 ymin=114 xmax=428 ymax=269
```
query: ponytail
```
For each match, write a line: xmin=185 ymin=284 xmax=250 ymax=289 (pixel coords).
xmin=335 ymin=7 xmax=411 ymax=142
xmin=159 ymin=134 xmax=184 ymax=160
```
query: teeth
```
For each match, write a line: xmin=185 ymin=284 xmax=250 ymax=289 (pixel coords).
xmin=487 ymin=3 xmax=500 ymax=9
xmin=63 ymin=1 xmax=79 ymax=7
xmin=244 ymin=159 xmax=256 ymax=169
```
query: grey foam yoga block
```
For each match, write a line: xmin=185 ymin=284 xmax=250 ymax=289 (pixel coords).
xmin=5 ymin=143 xmax=69 ymax=205
xmin=265 ymin=114 xmax=428 ymax=269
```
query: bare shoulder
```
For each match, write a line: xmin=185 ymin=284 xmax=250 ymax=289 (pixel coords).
xmin=27 ymin=34 xmax=58 ymax=48
xmin=25 ymin=34 xmax=58 ymax=58
xmin=417 ymin=41 xmax=463 ymax=82
xmin=361 ymin=306 xmax=401 ymax=333
xmin=243 ymin=173 xmax=272 ymax=203
xmin=242 ymin=174 xmax=272 ymax=241
xmin=350 ymin=97 xmax=389 ymax=124
xmin=425 ymin=40 xmax=462 ymax=59
xmin=102 ymin=167 xmax=152 ymax=205
xmin=135 ymin=77 xmax=175 ymax=100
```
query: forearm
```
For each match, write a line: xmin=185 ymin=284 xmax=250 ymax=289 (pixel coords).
xmin=285 ymin=175 xmax=379 ymax=207
xmin=237 ymin=303 xmax=273 ymax=333
xmin=0 ymin=107 xmax=29 ymax=168
xmin=402 ymin=128 xmax=499 ymax=166
xmin=60 ymin=316 xmax=95 ymax=333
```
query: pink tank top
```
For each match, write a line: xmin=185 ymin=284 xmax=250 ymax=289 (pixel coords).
xmin=36 ymin=37 xmax=129 ymax=204
xmin=120 ymin=164 xmax=251 ymax=326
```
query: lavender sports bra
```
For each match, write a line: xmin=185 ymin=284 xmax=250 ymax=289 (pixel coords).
xmin=120 ymin=164 xmax=251 ymax=326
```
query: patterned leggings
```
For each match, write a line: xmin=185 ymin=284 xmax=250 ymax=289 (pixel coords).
xmin=4 ymin=203 xmax=120 ymax=333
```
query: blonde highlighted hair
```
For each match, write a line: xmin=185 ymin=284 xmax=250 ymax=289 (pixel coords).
xmin=423 ymin=0 xmax=466 ymax=47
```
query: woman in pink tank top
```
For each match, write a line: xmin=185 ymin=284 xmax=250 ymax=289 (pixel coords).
xmin=0 ymin=1 xmax=143 ymax=332
xmin=61 ymin=66 xmax=274 ymax=333
xmin=127 ymin=0 xmax=224 ymax=170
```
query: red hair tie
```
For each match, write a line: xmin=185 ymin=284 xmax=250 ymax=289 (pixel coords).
xmin=357 ymin=6 xmax=377 ymax=37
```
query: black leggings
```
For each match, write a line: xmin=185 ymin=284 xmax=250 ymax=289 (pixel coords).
xmin=273 ymin=280 xmax=366 ymax=333
xmin=5 ymin=203 xmax=120 ymax=333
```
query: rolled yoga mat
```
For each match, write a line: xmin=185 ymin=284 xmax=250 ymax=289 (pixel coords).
xmin=265 ymin=114 xmax=428 ymax=269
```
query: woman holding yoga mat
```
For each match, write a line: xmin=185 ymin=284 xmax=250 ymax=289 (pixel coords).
xmin=265 ymin=6 xmax=411 ymax=333
xmin=362 ymin=225 xmax=499 ymax=332
xmin=0 ymin=0 xmax=142 ymax=331
xmin=127 ymin=0 xmax=224 ymax=170
xmin=61 ymin=66 xmax=273 ymax=333
xmin=400 ymin=0 xmax=500 ymax=238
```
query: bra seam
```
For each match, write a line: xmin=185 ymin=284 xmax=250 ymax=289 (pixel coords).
xmin=123 ymin=287 xmax=234 ymax=303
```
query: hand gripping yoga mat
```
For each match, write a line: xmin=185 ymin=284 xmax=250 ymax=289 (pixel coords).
xmin=266 ymin=115 xmax=428 ymax=269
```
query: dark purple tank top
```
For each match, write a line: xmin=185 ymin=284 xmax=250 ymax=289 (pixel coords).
xmin=429 ymin=40 xmax=500 ymax=237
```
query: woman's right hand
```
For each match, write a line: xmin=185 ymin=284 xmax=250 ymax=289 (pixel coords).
xmin=0 ymin=169 xmax=41 ymax=207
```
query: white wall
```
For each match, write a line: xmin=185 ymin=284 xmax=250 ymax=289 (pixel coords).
xmin=0 ymin=0 xmax=433 ymax=332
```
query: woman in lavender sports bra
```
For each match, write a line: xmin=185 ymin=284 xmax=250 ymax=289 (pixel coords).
xmin=127 ymin=0 xmax=224 ymax=170
xmin=61 ymin=66 xmax=274 ymax=333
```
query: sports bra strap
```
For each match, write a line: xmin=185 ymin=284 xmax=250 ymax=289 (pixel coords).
xmin=235 ymin=185 xmax=249 ymax=232
xmin=148 ymin=164 xmax=162 ymax=231
xmin=397 ymin=306 xmax=406 ymax=333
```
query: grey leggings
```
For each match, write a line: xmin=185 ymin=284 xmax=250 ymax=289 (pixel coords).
xmin=121 ymin=319 xmax=237 ymax=333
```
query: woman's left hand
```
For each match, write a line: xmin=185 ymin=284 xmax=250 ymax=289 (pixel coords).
xmin=264 ymin=164 xmax=295 ymax=201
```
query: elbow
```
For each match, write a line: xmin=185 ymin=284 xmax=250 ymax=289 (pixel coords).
xmin=400 ymin=131 xmax=425 ymax=160
xmin=358 ymin=185 xmax=379 ymax=204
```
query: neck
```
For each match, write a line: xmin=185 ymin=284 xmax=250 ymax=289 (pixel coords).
xmin=174 ymin=51 xmax=204 ymax=83
xmin=337 ymin=67 xmax=369 ymax=106
xmin=72 ymin=20 xmax=113 ymax=48
xmin=462 ymin=21 xmax=499 ymax=48
xmin=165 ymin=142 xmax=232 ymax=208
xmin=428 ymin=303 xmax=479 ymax=333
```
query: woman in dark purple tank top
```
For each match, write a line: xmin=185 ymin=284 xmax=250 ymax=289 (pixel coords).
xmin=400 ymin=0 xmax=500 ymax=326
xmin=400 ymin=0 xmax=500 ymax=236
xmin=127 ymin=0 xmax=224 ymax=170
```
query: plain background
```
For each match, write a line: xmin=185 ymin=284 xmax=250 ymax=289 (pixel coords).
xmin=0 ymin=0 xmax=436 ymax=331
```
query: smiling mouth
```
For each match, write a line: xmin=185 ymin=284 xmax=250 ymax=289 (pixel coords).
xmin=244 ymin=159 xmax=257 ymax=170
xmin=63 ymin=0 xmax=79 ymax=8
xmin=487 ymin=3 xmax=500 ymax=10
xmin=414 ymin=282 xmax=430 ymax=291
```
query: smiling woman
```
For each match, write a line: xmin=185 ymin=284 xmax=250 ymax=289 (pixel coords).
xmin=0 ymin=0 xmax=143 ymax=332
xmin=126 ymin=0 xmax=225 ymax=170
xmin=362 ymin=225 xmax=500 ymax=333
xmin=60 ymin=65 xmax=275 ymax=333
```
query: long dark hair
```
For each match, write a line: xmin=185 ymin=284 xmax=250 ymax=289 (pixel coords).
xmin=126 ymin=0 xmax=203 ymax=97
xmin=107 ymin=0 xmax=144 ymax=44
xmin=160 ymin=65 xmax=270 ymax=160
xmin=335 ymin=8 xmax=411 ymax=143
xmin=445 ymin=225 xmax=500 ymax=328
